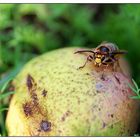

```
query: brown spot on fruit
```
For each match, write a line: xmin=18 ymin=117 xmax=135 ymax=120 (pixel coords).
xmin=58 ymin=130 xmax=62 ymax=133
xmin=42 ymin=89 xmax=47 ymax=97
xmin=23 ymin=102 xmax=32 ymax=116
xmin=26 ymin=74 xmax=34 ymax=91
xmin=114 ymin=75 xmax=121 ymax=85
xmin=77 ymin=97 xmax=81 ymax=104
xmin=111 ymin=114 xmax=114 ymax=118
xmin=26 ymin=74 xmax=39 ymax=104
xmin=85 ymin=73 xmax=90 ymax=76
xmin=61 ymin=110 xmax=72 ymax=122
xmin=61 ymin=116 xmax=65 ymax=122
xmin=102 ymin=122 xmax=106 ymax=128
xmin=31 ymin=91 xmax=38 ymax=100
xmin=100 ymin=74 xmax=106 ymax=81
xmin=40 ymin=120 xmax=51 ymax=132
xmin=32 ymin=92 xmax=38 ymax=100
xmin=32 ymin=93 xmax=39 ymax=106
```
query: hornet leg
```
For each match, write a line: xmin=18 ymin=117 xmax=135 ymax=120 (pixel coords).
xmin=78 ymin=55 xmax=93 ymax=69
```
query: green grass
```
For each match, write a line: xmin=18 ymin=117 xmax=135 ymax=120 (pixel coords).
xmin=0 ymin=78 xmax=15 ymax=136
xmin=128 ymin=79 xmax=140 ymax=99
xmin=1 ymin=4 xmax=140 ymax=85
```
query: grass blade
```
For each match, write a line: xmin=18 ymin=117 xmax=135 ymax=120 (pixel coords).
xmin=132 ymin=79 xmax=139 ymax=92
xmin=0 ymin=63 xmax=23 ymax=90
xmin=0 ymin=91 xmax=14 ymax=100
xmin=0 ymin=108 xmax=8 ymax=113
xmin=130 ymin=96 xmax=140 ymax=99
xmin=128 ymin=79 xmax=140 ymax=99
xmin=0 ymin=112 xmax=7 ymax=136
xmin=128 ymin=83 xmax=137 ymax=93
xmin=0 ymin=79 xmax=12 ymax=93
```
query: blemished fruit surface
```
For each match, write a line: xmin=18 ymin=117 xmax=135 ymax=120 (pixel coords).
xmin=6 ymin=47 xmax=140 ymax=136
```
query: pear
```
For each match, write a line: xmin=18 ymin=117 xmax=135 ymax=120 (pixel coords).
xmin=6 ymin=47 xmax=140 ymax=136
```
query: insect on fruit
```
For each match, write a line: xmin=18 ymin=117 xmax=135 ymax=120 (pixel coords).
xmin=74 ymin=42 xmax=127 ymax=71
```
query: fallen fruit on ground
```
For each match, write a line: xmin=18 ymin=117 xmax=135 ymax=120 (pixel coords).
xmin=6 ymin=47 xmax=140 ymax=136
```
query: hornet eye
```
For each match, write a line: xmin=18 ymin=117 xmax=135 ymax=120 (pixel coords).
xmin=100 ymin=46 xmax=109 ymax=53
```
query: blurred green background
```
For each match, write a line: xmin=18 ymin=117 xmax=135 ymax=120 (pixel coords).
xmin=1 ymin=4 xmax=140 ymax=85
xmin=0 ymin=4 xmax=140 ymax=135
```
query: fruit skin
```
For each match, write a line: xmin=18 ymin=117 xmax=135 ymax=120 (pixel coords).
xmin=6 ymin=47 xmax=140 ymax=136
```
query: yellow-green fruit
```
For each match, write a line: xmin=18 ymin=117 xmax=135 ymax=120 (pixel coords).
xmin=6 ymin=47 xmax=140 ymax=136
